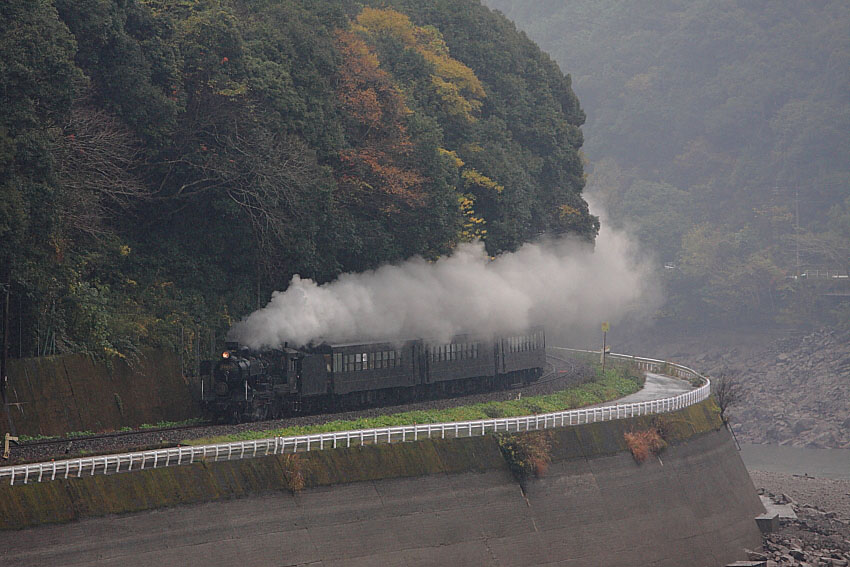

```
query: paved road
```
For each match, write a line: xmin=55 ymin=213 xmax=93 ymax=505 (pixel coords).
xmin=612 ymin=372 xmax=693 ymax=404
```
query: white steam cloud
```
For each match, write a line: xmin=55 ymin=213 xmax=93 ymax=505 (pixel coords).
xmin=229 ymin=219 xmax=660 ymax=349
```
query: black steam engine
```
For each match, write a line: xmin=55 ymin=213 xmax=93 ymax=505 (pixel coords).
xmin=201 ymin=328 xmax=546 ymax=423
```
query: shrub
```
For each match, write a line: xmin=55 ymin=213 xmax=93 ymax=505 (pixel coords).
xmin=497 ymin=431 xmax=554 ymax=481
xmin=623 ymin=428 xmax=666 ymax=463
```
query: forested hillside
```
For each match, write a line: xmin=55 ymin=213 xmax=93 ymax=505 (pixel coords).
xmin=0 ymin=0 xmax=594 ymax=360
xmin=488 ymin=0 xmax=850 ymax=326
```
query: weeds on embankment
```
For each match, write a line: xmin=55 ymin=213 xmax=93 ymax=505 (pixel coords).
xmin=497 ymin=431 xmax=554 ymax=482
xmin=624 ymin=427 xmax=667 ymax=463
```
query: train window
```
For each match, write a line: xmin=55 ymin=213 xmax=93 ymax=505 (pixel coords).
xmin=369 ymin=353 xmax=375 ymax=370
xmin=333 ymin=353 xmax=342 ymax=373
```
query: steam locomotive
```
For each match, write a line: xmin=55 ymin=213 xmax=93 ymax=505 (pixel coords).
xmin=201 ymin=328 xmax=546 ymax=423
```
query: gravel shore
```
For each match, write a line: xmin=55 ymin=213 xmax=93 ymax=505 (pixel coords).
xmin=749 ymin=469 xmax=850 ymax=565
xmin=750 ymin=470 xmax=850 ymax=521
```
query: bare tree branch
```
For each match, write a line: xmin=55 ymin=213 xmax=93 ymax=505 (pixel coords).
xmin=714 ymin=373 xmax=738 ymax=424
xmin=51 ymin=105 xmax=149 ymax=238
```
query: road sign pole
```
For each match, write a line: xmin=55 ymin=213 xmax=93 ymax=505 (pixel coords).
xmin=601 ymin=322 xmax=610 ymax=374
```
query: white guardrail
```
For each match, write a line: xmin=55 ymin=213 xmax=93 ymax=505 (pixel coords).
xmin=0 ymin=349 xmax=710 ymax=487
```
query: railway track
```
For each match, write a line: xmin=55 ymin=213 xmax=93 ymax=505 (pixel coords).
xmin=3 ymin=353 xmax=587 ymax=466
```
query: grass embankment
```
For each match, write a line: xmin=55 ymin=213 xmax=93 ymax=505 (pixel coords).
xmin=185 ymin=360 xmax=645 ymax=446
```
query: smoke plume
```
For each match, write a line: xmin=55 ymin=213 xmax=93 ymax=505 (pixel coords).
xmin=229 ymin=222 xmax=660 ymax=349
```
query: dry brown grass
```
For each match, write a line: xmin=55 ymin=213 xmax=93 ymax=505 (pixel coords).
xmin=624 ymin=428 xmax=666 ymax=463
xmin=282 ymin=454 xmax=305 ymax=491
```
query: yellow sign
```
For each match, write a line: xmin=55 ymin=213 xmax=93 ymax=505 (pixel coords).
xmin=601 ymin=322 xmax=610 ymax=332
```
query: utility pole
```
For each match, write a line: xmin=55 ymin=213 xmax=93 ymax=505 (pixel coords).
xmin=1 ymin=280 xmax=9 ymax=403
xmin=795 ymin=189 xmax=801 ymax=277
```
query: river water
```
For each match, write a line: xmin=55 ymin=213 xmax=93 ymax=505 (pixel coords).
xmin=740 ymin=442 xmax=850 ymax=480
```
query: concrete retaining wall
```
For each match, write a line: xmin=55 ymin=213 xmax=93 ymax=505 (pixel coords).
xmin=1 ymin=350 xmax=196 ymax=438
xmin=0 ymin=400 xmax=764 ymax=566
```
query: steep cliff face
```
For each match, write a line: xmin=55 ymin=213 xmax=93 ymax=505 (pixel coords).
xmin=0 ymin=400 xmax=764 ymax=566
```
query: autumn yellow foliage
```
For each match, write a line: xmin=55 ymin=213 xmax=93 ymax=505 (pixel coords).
xmin=438 ymin=147 xmax=464 ymax=168
xmin=355 ymin=7 xmax=485 ymax=121
xmin=458 ymin=194 xmax=487 ymax=241
xmin=558 ymin=204 xmax=581 ymax=218
xmin=462 ymin=168 xmax=504 ymax=193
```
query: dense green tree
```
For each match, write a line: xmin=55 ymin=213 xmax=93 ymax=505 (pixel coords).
xmin=0 ymin=0 xmax=595 ymax=360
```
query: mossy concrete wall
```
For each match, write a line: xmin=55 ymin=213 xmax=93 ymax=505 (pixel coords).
xmin=0 ymin=400 xmax=764 ymax=566
xmin=0 ymin=350 xmax=196 ymax=438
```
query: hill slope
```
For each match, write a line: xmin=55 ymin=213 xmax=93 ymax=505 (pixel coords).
xmin=0 ymin=0 xmax=594 ymax=360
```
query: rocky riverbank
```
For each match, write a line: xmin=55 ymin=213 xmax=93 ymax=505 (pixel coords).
xmin=750 ymin=471 xmax=850 ymax=566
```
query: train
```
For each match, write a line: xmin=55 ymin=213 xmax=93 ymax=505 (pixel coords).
xmin=200 ymin=327 xmax=546 ymax=423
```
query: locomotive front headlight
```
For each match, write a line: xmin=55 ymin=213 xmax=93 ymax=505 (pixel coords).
xmin=222 ymin=351 xmax=231 ymax=359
